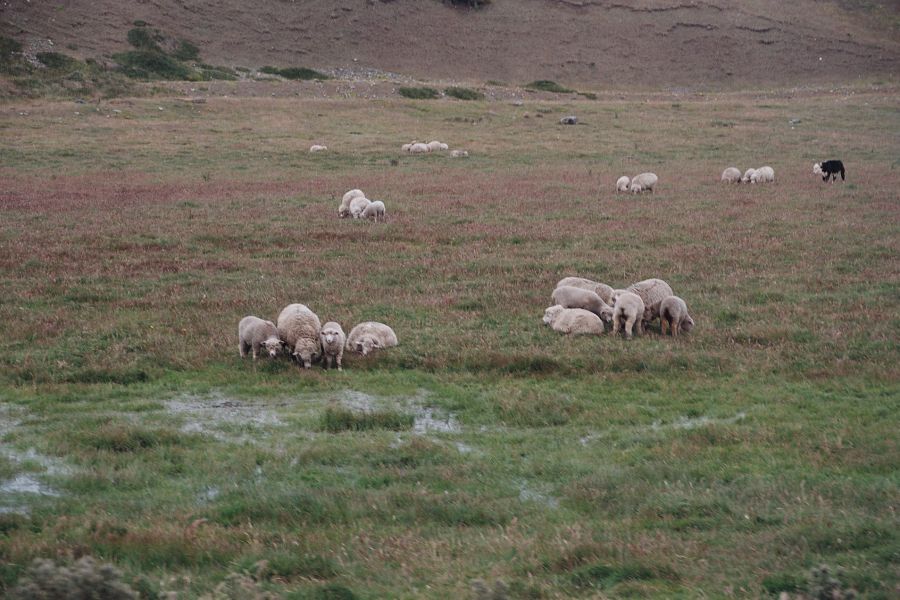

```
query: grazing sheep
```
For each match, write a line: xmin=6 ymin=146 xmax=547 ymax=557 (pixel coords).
xmin=309 ymin=145 xmax=327 ymax=153
xmin=319 ymin=322 xmax=346 ymax=370
xmin=439 ymin=142 xmax=449 ymax=151
xmin=450 ymin=149 xmax=469 ymax=158
xmin=555 ymin=277 xmax=614 ymax=304
xmin=814 ymin=160 xmax=845 ymax=182
xmin=630 ymin=172 xmax=658 ymax=193
xmin=543 ymin=305 xmax=605 ymax=335
xmin=349 ymin=195 xmax=372 ymax=219
xmin=750 ymin=166 xmax=775 ymax=183
xmin=238 ymin=316 xmax=282 ymax=360
xmin=276 ymin=303 xmax=322 ymax=369
xmin=612 ymin=292 xmax=645 ymax=339
xmin=401 ymin=142 xmax=416 ymax=152
xmin=427 ymin=141 xmax=446 ymax=152
xmin=616 ymin=176 xmax=631 ymax=193
xmin=360 ymin=200 xmax=386 ymax=222
xmin=659 ymin=296 xmax=694 ymax=336
xmin=721 ymin=167 xmax=742 ymax=183
xmin=627 ymin=278 xmax=674 ymax=326
xmin=346 ymin=322 xmax=398 ymax=356
xmin=339 ymin=189 xmax=365 ymax=218
xmin=609 ymin=288 xmax=630 ymax=306
xmin=560 ymin=115 xmax=577 ymax=125
xmin=409 ymin=142 xmax=430 ymax=154
xmin=741 ymin=168 xmax=757 ymax=183
xmin=551 ymin=285 xmax=613 ymax=324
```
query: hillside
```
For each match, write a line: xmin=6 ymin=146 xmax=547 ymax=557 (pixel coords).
xmin=2 ymin=0 xmax=899 ymax=88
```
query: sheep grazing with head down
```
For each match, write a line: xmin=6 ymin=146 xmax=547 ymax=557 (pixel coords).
xmin=616 ymin=176 xmax=631 ymax=193
xmin=659 ymin=296 xmax=694 ymax=337
xmin=450 ymin=150 xmax=469 ymax=158
xmin=339 ymin=189 xmax=365 ymax=218
xmin=349 ymin=195 xmax=372 ymax=219
xmin=721 ymin=167 xmax=742 ymax=183
xmin=555 ymin=277 xmax=614 ymax=304
xmin=238 ymin=316 xmax=282 ymax=360
xmin=360 ymin=200 xmax=386 ymax=222
xmin=612 ymin=292 xmax=645 ymax=339
xmin=814 ymin=160 xmax=845 ymax=182
xmin=551 ymin=286 xmax=613 ymax=324
xmin=276 ymin=303 xmax=322 ymax=369
xmin=630 ymin=172 xmax=658 ymax=193
xmin=408 ymin=142 xmax=430 ymax=154
xmin=346 ymin=322 xmax=398 ymax=356
xmin=626 ymin=278 xmax=674 ymax=328
xmin=309 ymin=145 xmax=327 ymax=153
xmin=741 ymin=168 xmax=757 ymax=183
xmin=542 ymin=305 xmax=605 ymax=335
xmin=750 ymin=166 xmax=775 ymax=184
xmin=319 ymin=322 xmax=346 ymax=370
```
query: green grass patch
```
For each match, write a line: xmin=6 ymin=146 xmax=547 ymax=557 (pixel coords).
xmin=319 ymin=406 xmax=413 ymax=433
xmin=112 ymin=50 xmax=193 ymax=80
xmin=259 ymin=66 xmax=329 ymax=80
xmin=526 ymin=80 xmax=574 ymax=93
xmin=398 ymin=86 xmax=440 ymax=99
xmin=444 ymin=86 xmax=484 ymax=100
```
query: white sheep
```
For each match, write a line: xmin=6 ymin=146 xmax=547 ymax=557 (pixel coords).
xmin=346 ymin=322 xmax=398 ymax=356
xmin=408 ymin=142 xmax=430 ymax=154
xmin=551 ymin=286 xmax=613 ymax=324
xmin=319 ymin=322 xmax=346 ymax=370
xmin=309 ymin=145 xmax=328 ymax=153
xmin=741 ymin=168 xmax=757 ymax=183
xmin=276 ymin=303 xmax=322 ymax=369
xmin=627 ymin=278 xmax=674 ymax=327
xmin=612 ymin=292 xmax=645 ymax=339
xmin=360 ymin=200 xmax=386 ymax=222
xmin=439 ymin=142 xmax=449 ymax=151
xmin=450 ymin=150 xmax=469 ymax=158
xmin=238 ymin=316 xmax=282 ymax=360
xmin=338 ymin=189 xmax=365 ymax=218
xmin=721 ymin=167 xmax=741 ymax=183
xmin=608 ymin=288 xmax=630 ymax=306
xmin=555 ymin=277 xmax=614 ymax=304
xmin=616 ymin=176 xmax=630 ymax=193
xmin=659 ymin=296 xmax=694 ymax=337
xmin=401 ymin=142 xmax=416 ymax=152
xmin=542 ymin=305 xmax=605 ymax=335
xmin=349 ymin=195 xmax=371 ymax=219
xmin=427 ymin=140 xmax=447 ymax=152
xmin=750 ymin=166 xmax=775 ymax=183
xmin=630 ymin=172 xmax=658 ymax=193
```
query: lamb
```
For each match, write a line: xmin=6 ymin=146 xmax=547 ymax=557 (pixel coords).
xmin=427 ymin=141 xmax=446 ymax=152
xmin=319 ymin=322 xmax=346 ymax=370
xmin=360 ymin=200 xmax=386 ymax=222
xmin=609 ymin=288 xmax=630 ymax=305
xmin=555 ymin=277 xmax=614 ymax=304
xmin=408 ymin=142 xmax=430 ymax=154
xmin=346 ymin=322 xmax=398 ymax=356
xmin=309 ymin=145 xmax=327 ymax=153
xmin=450 ymin=150 xmax=469 ymax=158
xmin=238 ymin=316 xmax=283 ymax=360
xmin=551 ymin=285 xmax=613 ymax=323
xmin=542 ymin=305 xmax=605 ymax=335
xmin=616 ymin=176 xmax=631 ymax=193
xmin=813 ymin=160 xmax=845 ymax=182
xmin=741 ymin=168 xmax=757 ymax=183
xmin=276 ymin=303 xmax=322 ymax=369
xmin=721 ymin=167 xmax=742 ymax=183
xmin=629 ymin=172 xmax=658 ymax=193
xmin=659 ymin=296 xmax=694 ymax=337
xmin=626 ymin=278 xmax=674 ymax=326
xmin=338 ymin=189 xmax=365 ymax=218
xmin=750 ymin=166 xmax=775 ymax=184
xmin=349 ymin=195 xmax=372 ymax=219
xmin=611 ymin=292 xmax=645 ymax=339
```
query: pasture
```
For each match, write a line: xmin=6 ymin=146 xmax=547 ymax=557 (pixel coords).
xmin=1 ymin=84 xmax=898 ymax=598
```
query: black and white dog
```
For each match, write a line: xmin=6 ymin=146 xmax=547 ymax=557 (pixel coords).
xmin=813 ymin=160 xmax=845 ymax=182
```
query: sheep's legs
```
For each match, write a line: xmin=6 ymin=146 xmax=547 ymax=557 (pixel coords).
xmin=625 ymin=317 xmax=634 ymax=339
xmin=660 ymin=318 xmax=668 ymax=336
xmin=672 ymin=320 xmax=679 ymax=337
xmin=239 ymin=343 xmax=247 ymax=358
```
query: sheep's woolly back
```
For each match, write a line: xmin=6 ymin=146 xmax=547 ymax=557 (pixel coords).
xmin=721 ymin=167 xmax=742 ymax=183
xmin=409 ymin=143 xmax=430 ymax=154
xmin=339 ymin=189 xmax=365 ymax=216
xmin=626 ymin=278 xmax=674 ymax=319
xmin=349 ymin=195 xmax=371 ymax=218
xmin=361 ymin=200 xmax=386 ymax=219
xmin=555 ymin=277 xmax=614 ymax=304
xmin=276 ymin=304 xmax=322 ymax=352
xmin=631 ymin=172 xmax=658 ymax=191
xmin=751 ymin=166 xmax=775 ymax=183
xmin=551 ymin=286 xmax=612 ymax=321
xmin=549 ymin=308 xmax=605 ymax=335
xmin=346 ymin=322 xmax=398 ymax=351
xmin=309 ymin=145 xmax=327 ymax=153
xmin=741 ymin=168 xmax=757 ymax=183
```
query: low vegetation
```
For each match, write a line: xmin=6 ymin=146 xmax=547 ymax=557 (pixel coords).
xmin=398 ymin=85 xmax=440 ymax=99
xmin=258 ymin=65 xmax=330 ymax=81
xmin=444 ymin=86 xmax=484 ymax=100
xmin=526 ymin=79 xmax=575 ymax=93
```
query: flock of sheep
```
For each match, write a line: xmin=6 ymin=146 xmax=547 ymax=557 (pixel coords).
xmin=238 ymin=304 xmax=398 ymax=370
xmin=336 ymin=188 xmax=386 ymax=221
xmin=544 ymin=276 xmax=693 ymax=339
xmin=721 ymin=165 xmax=776 ymax=184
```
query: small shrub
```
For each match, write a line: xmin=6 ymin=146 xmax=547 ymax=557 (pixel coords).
xmin=259 ymin=66 xmax=329 ymax=80
xmin=525 ymin=80 xmax=574 ymax=94
xmin=444 ymin=86 xmax=484 ymax=100
xmin=35 ymin=52 xmax=80 ymax=72
xmin=398 ymin=86 xmax=439 ymax=99
xmin=1 ymin=36 xmax=29 ymax=75
xmin=12 ymin=557 xmax=138 ymax=599
xmin=171 ymin=40 xmax=200 ymax=62
xmin=126 ymin=27 xmax=161 ymax=52
xmin=113 ymin=50 xmax=193 ymax=80
xmin=320 ymin=406 xmax=413 ymax=433
xmin=445 ymin=0 xmax=491 ymax=7
xmin=577 ymin=91 xmax=598 ymax=100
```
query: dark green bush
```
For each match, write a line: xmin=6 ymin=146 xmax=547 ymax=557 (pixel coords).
xmin=36 ymin=52 xmax=81 ymax=72
xmin=398 ymin=86 xmax=439 ymax=99
xmin=113 ymin=50 xmax=193 ymax=80
xmin=126 ymin=27 xmax=161 ymax=51
xmin=172 ymin=40 xmax=200 ymax=61
xmin=1 ymin=36 xmax=29 ymax=75
xmin=445 ymin=86 xmax=484 ymax=100
xmin=526 ymin=80 xmax=574 ymax=94
xmin=259 ymin=66 xmax=329 ymax=80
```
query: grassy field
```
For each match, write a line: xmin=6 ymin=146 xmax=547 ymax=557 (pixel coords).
xmin=0 ymin=84 xmax=898 ymax=598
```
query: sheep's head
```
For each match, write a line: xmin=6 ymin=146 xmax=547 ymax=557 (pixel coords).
xmin=261 ymin=336 xmax=283 ymax=359
xmin=354 ymin=336 xmax=382 ymax=356
xmin=599 ymin=305 xmax=614 ymax=324
xmin=543 ymin=305 xmax=564 ymax=325
xmin=321 ymin=328 xmax=342 ymax=347
xmin=293 ymin=340 xmax=321 ymax=369
xmin=338 ymin=208 xmax=350 ymax=218
xmin=630 ymin=183 xmax=642 ymax=194
xmin=813 ymin=163 xmax=822 ymax=175
xmin=681 ymin=316 xmax=695 ymax=333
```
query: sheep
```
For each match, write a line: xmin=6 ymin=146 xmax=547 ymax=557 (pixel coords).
xmin=309 ymin=145 xmax=327 ymax=153
xmin=814 ymin=160 xmax=845 ymax=182
xmin=542 ymin=305 xmax=605 ymax=335
xmin=346 ymin=321 xmax=398 ymax=356
xmin=616 ymin=176 xmax=630 ymax=193
xmin=450 ymin=150 xmax=469 ymax=158
xmin=439 ymin=142 xmax=449 ymax=151
xmin=401 ymin=142 xmax=416 ymax=152
xmin=551 ymin=285 xmax=613 ymax=324
xmin=319 ymin=322 xmax=346 ymax=370
xmin=238 ymin=316 xmax=282 ymax=360
xmin=427 ymin=141 xmax=446 ymax=152
xmin=626 ymin=278 xmax=674 ymax=327
xmin=750 ymin=166 xmax=775 ymax=184
xmin=276 ymin=303 xmax=322 ymax=369
xmin=659 ymin=296 xmax=694 ymax=337
xmin=721 ymin=167 xmax=742 ymax=183
xmin=555 ymin=276 xmax=614 ymax=304
xmin=630 ymin=172 xmax=658 ymax=193
xmin=611 ymin=292 xmax=645 ymax=339
xmin=338 ymin=189 xmax=365 ymax=218
xmin=360 ymin=200 xmax=386 ymax=222
xmin=609 ymin=288 xmax=630 ymax=305
xmin=560 ymin=115 xmax=577 ymax=125
xmin=741 ymin=168 xmax=757 ymax=183
xmin=408 ymin=142 xmax=430 ymax=154
xmin=349 ymin=195 xmax=371 ymax=219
